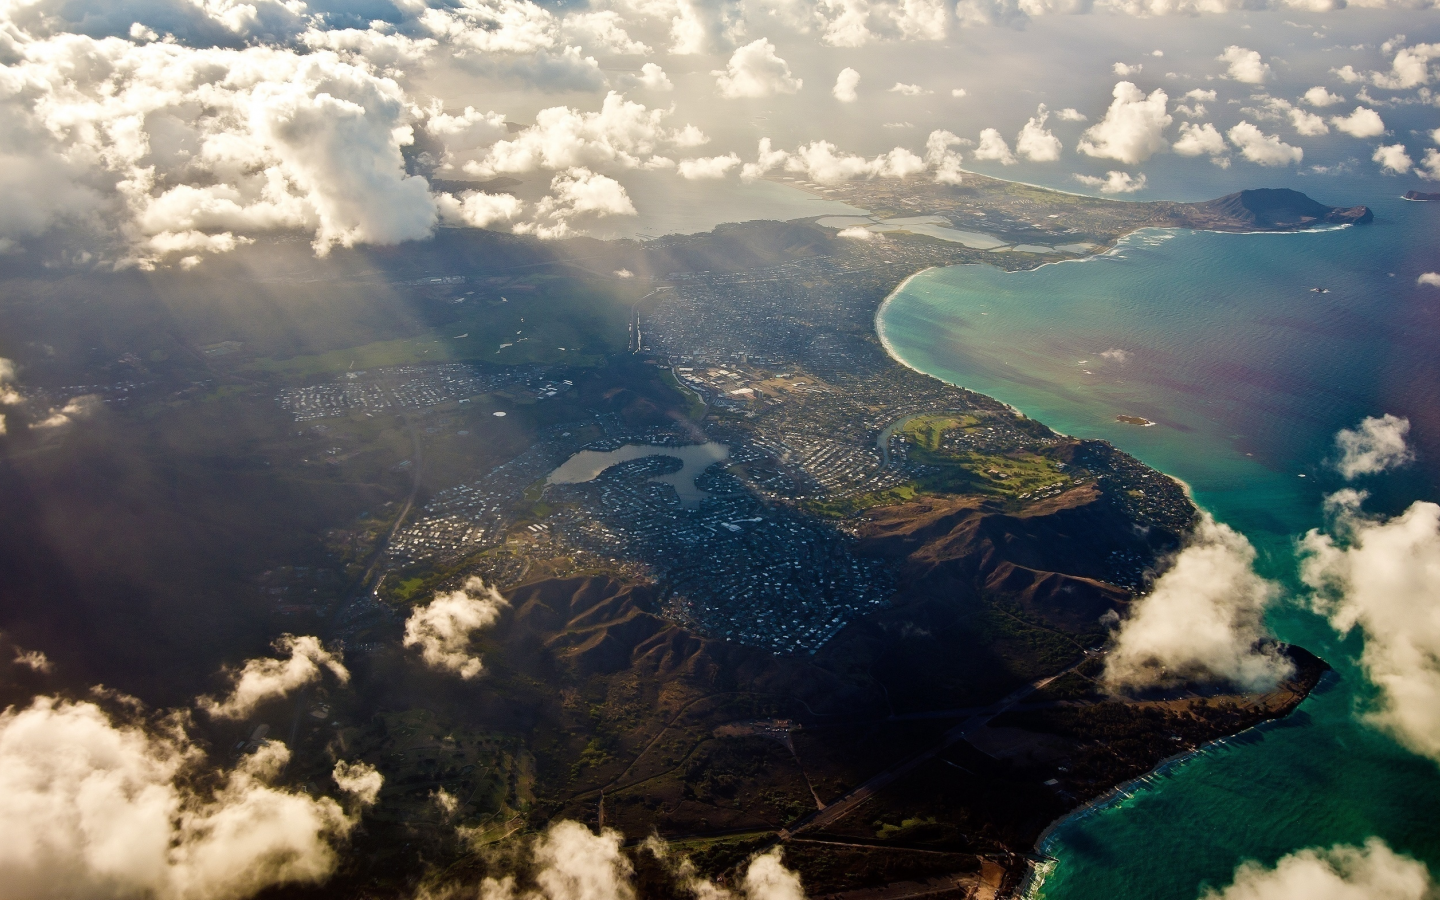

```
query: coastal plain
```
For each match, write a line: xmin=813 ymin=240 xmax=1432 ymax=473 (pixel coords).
xmin=0 ymin=174 xmax=1361 ymax=898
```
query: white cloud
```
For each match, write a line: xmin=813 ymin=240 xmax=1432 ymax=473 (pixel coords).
xmin=678 ymin=154 xmax=742 ymax=178
xmin=1016 ymin=105 xmax=1063 ymax=162
xmin=1174 ymin=121 xmax=1229 ymax=157
xmin=952 ymin=88 xmax=968 ymax=98
xmin=331 ymin=760 xmax=383 ymax=806
xmin=1104 ymin=514 xmax=1294 ymax=691
xmin=1228 ymin=122 xmax=1304 ymax=165
xmin=30 ymin=395 xmax=101 ymax=430
xmin=1301 ymin=494 xmax=1440 ymax=763
xmin=419 ymin=0 xmax=559 ymax=55
xmin=0 ymin=696 xmax=376 ymax=900
xmin=1100 ymin=348 xmax=1131 ymax=363
xmin=636 ymin=63 xmax=673 ymax=91
xmin=890 ymin=82 xmax=930 ymax=95
xmin=1330 ymin=107 xmax=1386 ymax=138
xmin=924 ymin=129 xmax=966 ymax=184
xmin=1201 ymin=838 xmax=1434 ymax=900
xmin=836 ymin=225 xmax=879 ymax=239
xmin=667 ymin=0 xmax=746 ymax=55
xmin=1304 ymin=86 xmax=1345 ymax=106
xmin=1113 ymin=61 xmax=1142 ymax=76
xmin=198 ymin=635 xmax=349 ymax=720
xmin=437 ymin=191 xmax=525 ymax=229
xmin=1374 ymin=144 xmax=1413 ymax=174
xmin=1055 ymin=107 xmax=1087 ymax=121
xmin=807 ymin=0 xmax=949 ymax=46
xmin=561 ymin=11 xmax=651 ymax=55
xmin=784 ymin=141 xmax=925 ymax=183
xmin=1078 ymin=82 xmax=1171 ymax=165
xmin=1423 ymin=149 xmax=1440 ymax=181
xmin=14 ymin=649 xmax=52 ymax=672
xmin=466 ymin=94 xmax=690 ymax=176
xmin=1219 ymin=45 xmax=1271 ymax=83
xmin=0 ymin=32 xmax=440 ymax=263
xmin=403 ymin=577 xmax=508 ymax=678
xmin=1186 ymin=88 xmax=1219 ymax=102
xmin=1368 ymin=41 xmax=1440 ymax=90
xmin=714 ymin=39 xmax=802 ymax=99
xmin=973 ymin=128 xmax=1017 ymax=164
xmin=743 ymin=848 xmax=807 ymax=900
xmin=1074 ymin=170 xmax=1147 ymax=193
xmin=740 ymin=137 xmax=792 ymax=180
xmin=1290 ymin=107 xmax=1330 ymax=136
xmin=1420 ymin=273 xmax=1440 ymax=287
xmin=0 ymin=358 xmax=21 ymax=406
xmin=1333 ymin=414 xmax=1414 ymax=479
xmin=834 ymin=67 xmax=861 ymax=102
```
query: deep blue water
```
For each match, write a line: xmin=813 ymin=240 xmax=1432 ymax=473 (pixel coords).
xmin=876 ymin=196 xmax=1440 ymax=898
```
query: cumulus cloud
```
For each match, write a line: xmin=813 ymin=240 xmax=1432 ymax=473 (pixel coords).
xmin=437 ymin=191 xmax=525 ymax=229
xmin=834 ymin=67 xmax=861 ymax=102
xmin=785 ymin=141 xmax=925 ymax=183
xmin=1016 ymin=105 xmax=1063 ymax=162
xmin=1301 ymin=494 xmax=1440 ymax=763
xmin=331 ymin=760 xmax=383 ymax=806
xmin=1174 ymin=122 xmax=1229 ymax=158
xmin=1055 ymin=107 xmax=1088 ymax=121
xmin=561 ymin=11 xmax=651 ymax=55
xmin=836 ymin=225 xmax=879 ymax=239
xmin=805 ymin=0 xmax=948 ymax=46
xmin=924 ymin=129 xmax=966 ymax=184
xmin=1333 ymin=414 xmax=1414 ymax=479
xmin=0 ymin=358 xmax=22 ymax=406
xmin=636 ymin=63 xmax=673 ymax=91
xmin=678 ymin=154 xmax=742 ymax=178
xmin=0 ymin=695 xmax=376 ymax=900
xmin=1228 ymin=122 xmax=1303 ymax=166
xmin=740 ymin=137 xmax=792 ymax=180
xmin=1220 ymin=45 xmax=1271 ymax=83
xmin=1075 ymin=170 xmax=1147 ymax=193
xmin=1078 ymin=82 xmax=1171 ymax=165
xmin=973 ymin=128 xmax=1017 ymax=164
xmin=198 ymin=635 xmax=349 ymax=720
xmin=30 ymin=395 xmax=101 ymax=430
xmin=466 ymin=93 xmax=693 ymax=176
xmin=714 ymin=39 xmax=802 ymax=99
xmin=1331 ymin=107 xmax=1387 ymax=138
xmin=890 ymin=82 xmax=930 ymax=95
xmin=0 ymin=27 xmax=442 ymax=263
xmin=1423 ymin=149 xmax=1440 ymax=181
xmin=1113 ymin=61 xmax=1142 ymax=76
xmin=1368 ymin=41 xmax=1440 ymax=90
xmin=1374 ymin=144 xmax=1413 ymax=175
xmin=1202 ymin=838 xmax=1434 ymax=900
xmin=1304 ymin=86 xmax=1346 ymax=107
xmin=1420 ymin=273 xmax=1440 ymax=288
xmin=403 ymin=577 xmax=508 ymax=678
xmin=1104 ymin=514 xmax=1294 ymax=691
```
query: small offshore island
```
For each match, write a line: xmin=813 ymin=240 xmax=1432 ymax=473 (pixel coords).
xmin=0 ymin=172 xmax=1359 ymax=899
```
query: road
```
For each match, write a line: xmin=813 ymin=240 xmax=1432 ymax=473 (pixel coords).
xmin=781 ymin=652 xmax=1100 ymax=839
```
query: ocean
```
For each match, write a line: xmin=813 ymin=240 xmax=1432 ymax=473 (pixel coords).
xmin=875 ymin=195 xmax=1440 ymax=899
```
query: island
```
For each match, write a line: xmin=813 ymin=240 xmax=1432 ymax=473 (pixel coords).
xmin=1404 ymin=190 xmax=1440 ymax=202
xmin=0 ymin=173 xmax=1348 ymax=899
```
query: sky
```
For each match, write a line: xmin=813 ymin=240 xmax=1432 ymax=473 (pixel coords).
xmin=0 ymin=0 xmax=1436 ymax=268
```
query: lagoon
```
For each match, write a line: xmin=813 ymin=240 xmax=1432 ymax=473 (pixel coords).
xmin=546 ymin=442 xmax=730 ymax=507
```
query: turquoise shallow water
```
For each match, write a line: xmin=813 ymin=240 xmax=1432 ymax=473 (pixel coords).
xmin=876 ymin=196 xmax=1440 ymax=898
